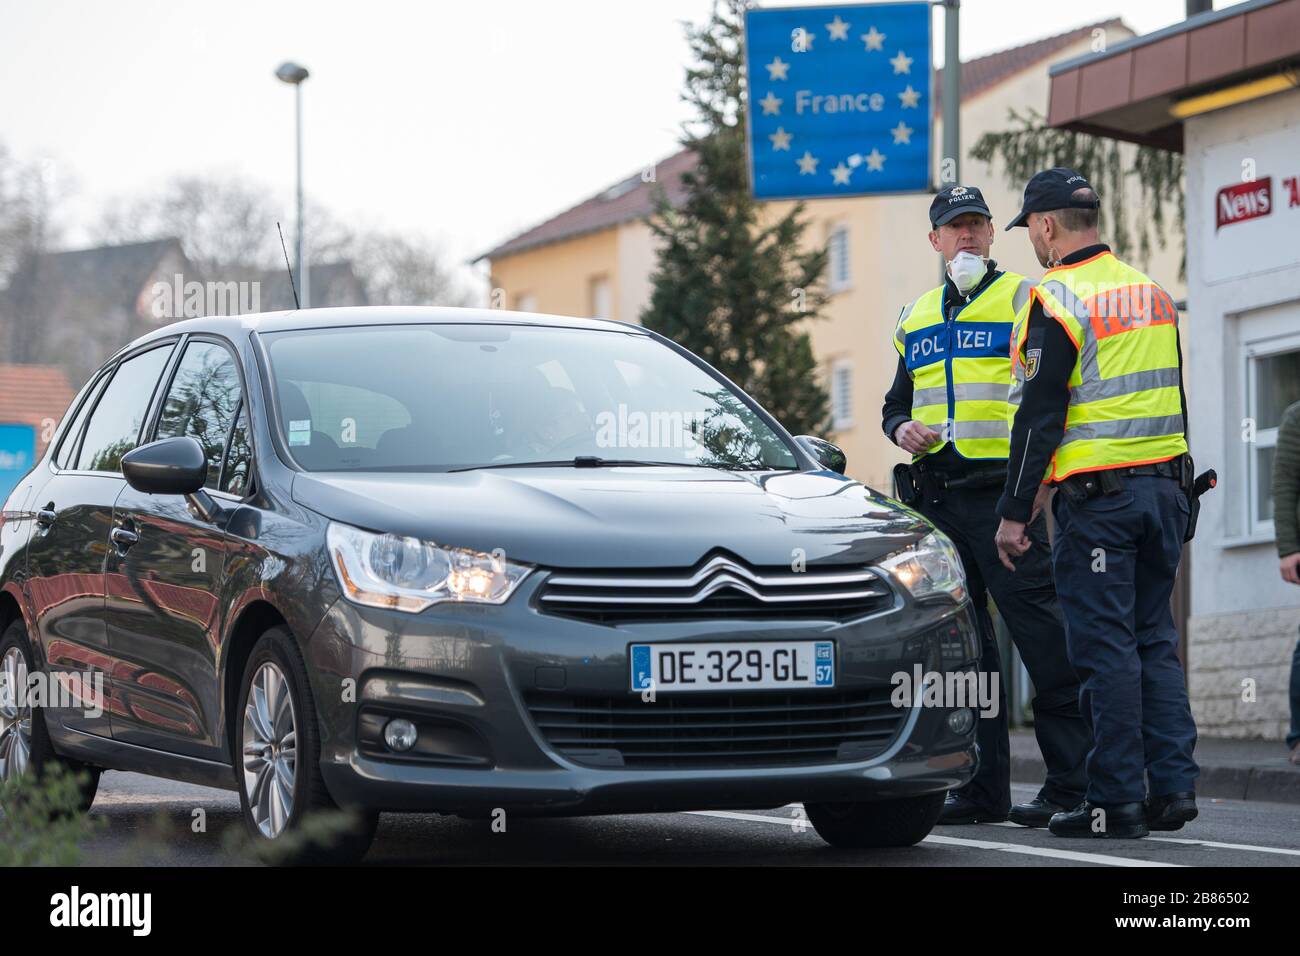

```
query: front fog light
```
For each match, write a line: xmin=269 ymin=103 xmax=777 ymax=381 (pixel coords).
xmin=383 ymin=718 xmax=418 ymax=752
xmin=947 ymin=708 xmax=976 ymax=735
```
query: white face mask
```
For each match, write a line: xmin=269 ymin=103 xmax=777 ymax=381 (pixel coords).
xmin=946 ymin=251 xmax=988 ymax=295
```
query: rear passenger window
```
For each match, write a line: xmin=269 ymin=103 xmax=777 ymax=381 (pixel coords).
xmin=155 ymin=341 xmax=243 ymax=489
xmin=75 ymin=346 xmax=174 ymax=473
xmin=54 ymin=373 xmax=109 ymax=469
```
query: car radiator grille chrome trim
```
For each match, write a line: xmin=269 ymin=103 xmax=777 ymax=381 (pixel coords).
xmin=525 ymin=687 xmax=908 ymax=769
xmin=537 ymin=553 xmax=893 ymax=624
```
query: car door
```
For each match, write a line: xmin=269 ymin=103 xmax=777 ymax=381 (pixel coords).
xmin=24 ymin=343 xmax=176 ymax=740
xmin=105 ymin=337 xmax=250 ymax=759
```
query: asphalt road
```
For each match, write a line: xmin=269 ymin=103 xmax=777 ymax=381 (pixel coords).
xmin=69 ymin=771 xmax=1300 ymax=867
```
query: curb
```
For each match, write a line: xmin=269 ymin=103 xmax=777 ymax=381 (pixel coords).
xmin=1010 ymin=753 xmax=1300 ymax=805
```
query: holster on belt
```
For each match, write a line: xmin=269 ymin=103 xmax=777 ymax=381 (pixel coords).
xmin=1182 ymin=454 xmax=1218 ymax=543
xmin=892 ymin=463 xmax=921 ymax=506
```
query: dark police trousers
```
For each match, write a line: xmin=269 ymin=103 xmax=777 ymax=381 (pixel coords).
xmin=917 ymin=485 xmax=1089 ymax=815
xmin=1050 ymin=474 xmax=1199 ymax=805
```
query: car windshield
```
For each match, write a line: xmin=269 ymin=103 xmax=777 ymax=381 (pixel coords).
xmin=260 ymin=323 xmax=799 ymax=473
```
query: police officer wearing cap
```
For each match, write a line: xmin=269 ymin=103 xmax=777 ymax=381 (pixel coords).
xmin=994 ymin=167 xmax=1199 ymax=839
xmin=883 ymin=184 xmax=1090 ymax=828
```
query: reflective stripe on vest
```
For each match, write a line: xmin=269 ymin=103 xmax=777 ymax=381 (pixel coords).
xmin=894 ymin=271 xmax=1031 ymax=460
xmin=1017 ymin=251 xmax=1187 ymax=480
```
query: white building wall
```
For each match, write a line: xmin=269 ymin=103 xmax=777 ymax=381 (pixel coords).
xmin=1184 ymin=87 xmax=1300 ymax=739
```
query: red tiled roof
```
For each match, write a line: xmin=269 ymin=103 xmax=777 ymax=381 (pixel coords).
xmin=933 ymin=18 xmax=1126 ymax=112
xmin=0 ymin=364 xmax=76 ymax=456
xmin=481 ymin=18 xmax=1129 ymax=262
xmin=480 ymin=148 xmax=698 ymax=262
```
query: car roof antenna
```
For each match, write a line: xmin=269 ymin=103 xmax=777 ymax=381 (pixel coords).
xmin=277 ymin=221 xmax=301 ymax=310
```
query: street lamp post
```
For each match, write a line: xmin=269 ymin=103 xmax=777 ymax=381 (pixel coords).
xmin=275 ymin=61 xmax=310 ymax=308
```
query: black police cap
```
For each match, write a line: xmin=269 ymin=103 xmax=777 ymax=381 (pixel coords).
xmin=1006 ymin=167 xmax=1100 ymax=230
xmin=929 ymin=184 xmax=992 ymax=228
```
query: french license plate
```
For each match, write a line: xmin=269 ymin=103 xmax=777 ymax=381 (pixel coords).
xmin=629 ymin=641 xmax=834 ymax=693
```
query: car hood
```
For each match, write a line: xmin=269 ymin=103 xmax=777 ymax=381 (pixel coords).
xmin=291 ymin=467 xmax=930 ymax=569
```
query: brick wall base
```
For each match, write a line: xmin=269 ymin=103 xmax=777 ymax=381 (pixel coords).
xmin=1188 ymin=607 xmax=1300 ymax=740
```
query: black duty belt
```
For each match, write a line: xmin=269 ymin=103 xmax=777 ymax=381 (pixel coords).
xmin=893 ymin=460 xmax=1007 ymax=506
xmin=1115 ymin=460 xmax=1183 ymax=480
xmin=912 ymin=460 xmax=1007 ymax=490
xmin=1057 ymin=456 xmax=1185 ymax=504
xmin=1055 ymin=453 xmax=1216 ymax=543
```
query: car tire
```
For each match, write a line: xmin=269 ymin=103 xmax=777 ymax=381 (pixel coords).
xmin=0 ymin=620 xmax=101 ymax=812
xmin=234 ymin=626 xmax=378 ymax=865
xmin=805 ymin=791 xmax=946 ymax=849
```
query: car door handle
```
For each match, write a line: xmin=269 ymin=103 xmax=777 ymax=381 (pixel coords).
xmin=111 ymin=527 xmax=139 ymax=551
xmin=36 ymin=508 xmax=57 ymax=528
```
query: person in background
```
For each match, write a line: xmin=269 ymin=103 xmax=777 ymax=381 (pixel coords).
xmin=1270 ymin=399 xmax=1300 ymax=765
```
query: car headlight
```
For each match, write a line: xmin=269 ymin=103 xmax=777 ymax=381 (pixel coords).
xmin=876 ymin=531 xmax=966 ymax=603
xmin=327 ymin=522 xmax=532 ymax=613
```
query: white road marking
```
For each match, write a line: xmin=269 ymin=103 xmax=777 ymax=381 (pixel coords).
xmin=686 ymin=809 xmax=1182 ymax=867
xmin=1140 ymin=836 xmax=1300 ymax=857
xmin=988 ymin=818 xmax=1300 ymax=857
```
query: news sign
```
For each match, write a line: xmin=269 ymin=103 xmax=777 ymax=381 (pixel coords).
xmin=1201 ymin=126 xmax=1300 ymax=284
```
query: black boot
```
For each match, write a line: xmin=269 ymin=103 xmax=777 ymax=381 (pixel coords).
xmin=1048 ymin=800 xmax=1148 ymax=839
xmin=1146 ymin=791 xmax=1197 ymax=831
xmin=938 ymin=792 xmax=1008 ymax=825
xmin=1008 ymin=796 xmax=1069 ymax=828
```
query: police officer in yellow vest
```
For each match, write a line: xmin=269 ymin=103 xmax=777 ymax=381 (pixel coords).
xmin=994 ymin=168 xmax=1199 ymax=839
xmin=883 ymin=184 xmax=1090 ymax=827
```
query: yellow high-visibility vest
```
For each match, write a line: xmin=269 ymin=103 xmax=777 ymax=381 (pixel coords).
xmin=1010 ymin=250 xmax=1187 ymax=481
xmin=893 ymin=270 xmax=1033 ymax=460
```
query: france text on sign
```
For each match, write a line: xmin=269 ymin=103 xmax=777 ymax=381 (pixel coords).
xmin=744 ymin=2 xmax=932 ymax=200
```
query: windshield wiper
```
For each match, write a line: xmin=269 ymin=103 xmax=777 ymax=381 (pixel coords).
xmin=448 ymin=457 xmax=688 ymax=472
xmin=448 ymin=457 xmax=794 ymax=473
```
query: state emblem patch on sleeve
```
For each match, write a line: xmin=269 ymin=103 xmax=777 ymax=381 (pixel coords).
xmin=1025 ymin=348 xmax=1042 ymax=380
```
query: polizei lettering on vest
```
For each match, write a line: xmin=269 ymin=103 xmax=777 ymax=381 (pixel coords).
xmin=954 ymin=328 xmax=994 ymax=350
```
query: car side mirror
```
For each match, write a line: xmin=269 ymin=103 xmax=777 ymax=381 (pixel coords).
xmin=122 ymin=437 xmax=222 ymax=521
xmin=123 ymin=437 xmax=207 ymax=495
xmin=794 ymin=435 xmax=847 ymax=475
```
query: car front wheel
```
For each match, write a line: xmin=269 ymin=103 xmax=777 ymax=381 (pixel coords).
xmin=235 ymin=626 xmax=377 ymax=864
xmin=805 ymin=791 xmax=946 ymax=849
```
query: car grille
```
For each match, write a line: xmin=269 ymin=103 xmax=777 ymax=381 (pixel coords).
xmin=536 ymin=552 xmax=894 ymax=624
xmin=525 ymin=687 xmax=906 ymax=769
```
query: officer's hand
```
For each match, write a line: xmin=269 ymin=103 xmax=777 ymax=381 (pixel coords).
xmin=995 ymin=518 xmax=1031 ymax=571
xmin=1281 ymin=553 xmax=1300 ymax=585
xmin=894 ymin=420 xmax=942 ymax=456
xmin=1030 ymin=482 xmax=1054 ymax=522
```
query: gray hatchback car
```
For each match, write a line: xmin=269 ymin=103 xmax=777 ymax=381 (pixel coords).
xmin=0 ymin=307 xmax=979 ymax=862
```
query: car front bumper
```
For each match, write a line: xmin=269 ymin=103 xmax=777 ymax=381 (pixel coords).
xmin=304 ymin=574 xmax=982 ymax=816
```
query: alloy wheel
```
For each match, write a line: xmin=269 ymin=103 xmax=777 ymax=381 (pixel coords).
xmin=241 ymin=661 xmax=298 ymax=838
xmin=0 ymin=646 xmax=32 ymax=781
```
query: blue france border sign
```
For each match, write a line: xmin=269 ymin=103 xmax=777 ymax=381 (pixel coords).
xmin=744 ymin=2 xmax=932 ymax=200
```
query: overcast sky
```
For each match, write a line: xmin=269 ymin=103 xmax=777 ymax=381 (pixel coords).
xmin=1 ymin=0 xmax=1246 ymax=283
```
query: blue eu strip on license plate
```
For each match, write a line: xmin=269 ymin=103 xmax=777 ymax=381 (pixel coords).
xmin=630 ymin=641 xmax=834 ymax=693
